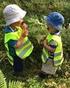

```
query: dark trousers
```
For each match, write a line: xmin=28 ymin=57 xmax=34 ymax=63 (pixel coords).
xmin=13 ymin=56 xmax=23 ymax=73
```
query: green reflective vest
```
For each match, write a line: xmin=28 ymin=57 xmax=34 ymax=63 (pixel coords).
xmin=42 ymin=33 xmax=64 ymax=66
xmin=4 ymin=27 xmax=33 ymax=65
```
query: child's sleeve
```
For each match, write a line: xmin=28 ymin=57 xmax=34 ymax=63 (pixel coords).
xmin=49 ymin=40 xmax=58 ymax=59
xmin=7 ymin=40 xmax=17 ymax=47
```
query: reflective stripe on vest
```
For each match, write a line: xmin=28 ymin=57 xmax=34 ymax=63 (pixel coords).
xmin=16 ymin=37 xmax=33 ymax=59
xmin=7 ymin=52 xmax=13 ymax=65
xmin=42 ymin=48 xmax=49 ymax=63
xmin=54 ymin=51 xmax=63 ymax=66
xmin=54 ymin=57 xmax=64 ymax=66
xmin=54 ymin=52 xmax=61 ymax=56
xmin=4 ymin=27 xmax=33 ymax=65
xmin=41 ymin=34 xmax=64 ymax=66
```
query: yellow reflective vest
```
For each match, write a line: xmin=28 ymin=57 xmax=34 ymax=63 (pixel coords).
xmin=41 ymin=33 xmax=64 ymax=66
xmin=4 ymin=27 xmax=33 ymax=65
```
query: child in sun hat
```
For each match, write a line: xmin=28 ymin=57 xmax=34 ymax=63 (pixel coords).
xmin=39 ymin=12 xmax=64 ymax=78
xmin=3 ymin=4 xmax=33 ymax=75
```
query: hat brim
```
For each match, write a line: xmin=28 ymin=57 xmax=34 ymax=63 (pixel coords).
xmin=6 ymin=10 xmax=26 ymax=25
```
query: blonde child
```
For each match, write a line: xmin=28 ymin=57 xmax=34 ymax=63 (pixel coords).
xmin=3 ymin=4 xmax=33 ymax=76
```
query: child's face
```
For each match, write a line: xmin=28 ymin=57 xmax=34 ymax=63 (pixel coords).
xmin=10 ymin=19 xmax=28 ymax=30
xmin=47 ymin=25 xmax=55 ymax=34
xmin=10 ymin=20 xmax=22 ymax=28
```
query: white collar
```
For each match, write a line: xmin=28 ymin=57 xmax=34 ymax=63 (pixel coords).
xmin=55 ymin=32 xmax=60 ymax=35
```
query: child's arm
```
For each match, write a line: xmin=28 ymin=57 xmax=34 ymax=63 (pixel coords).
xmin=15 ymin=22 xmax=29 ymax=48
xmin=15 ymin=31 xmax=27 ymax=48
xmin=43 ymin=39 xmax=57 ymax=52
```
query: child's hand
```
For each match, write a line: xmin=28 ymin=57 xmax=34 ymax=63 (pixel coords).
xmin=21 ymin=31 xmax=27 ymax=38
xmin=43 ymin=39 xmax=48 ymax=48
xmin=45 ymin=39 xmax=48 ymax=45
xmin=40 ymin=37 xmax=46 ymax=45
xmin=24 ymin=29 xmax=28 ymax=36
xmin=21 ymin=22 xmax=29 ymax=36
xmin=40 ymin=39 xmax=44 ymax=45
xmin=43 ymin=40 xmax=49 ymax=50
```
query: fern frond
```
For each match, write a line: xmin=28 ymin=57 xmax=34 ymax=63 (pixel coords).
xmin=0 ymin=70 xmax=7 ymax=88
